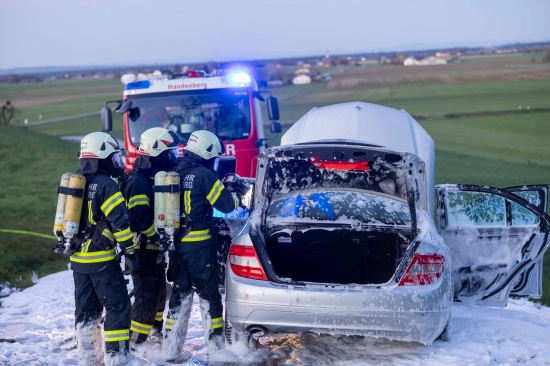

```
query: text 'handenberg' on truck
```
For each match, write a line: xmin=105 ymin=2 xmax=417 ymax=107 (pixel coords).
xmin=100 ymin=68 xmax=282 ymax=178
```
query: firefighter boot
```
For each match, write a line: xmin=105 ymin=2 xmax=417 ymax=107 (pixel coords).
xmin=162 ymin=290 xmax=193 ymax=361
xmin=208 ymin=328 xmax=224 ymax=353
xmin=76 ymin=322 xmax=103 ymax=366
xmin=199 ymin=298 xmax=225 ymax=354
xmin=149 ymin=326 xmax=163 ymax=344
xmin=150 ymin=309 xmax=165 ymax=343
xmin=104 ymin=349 xmax=150 ymax=366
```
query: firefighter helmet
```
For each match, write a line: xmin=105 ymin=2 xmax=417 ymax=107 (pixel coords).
xmin=80 ymin=132 xmax=121 ymax=159
xmin=184 ymin=130 xmax=224 ymax=160
xmin=138 ymin=127 xmax=179 ymax=157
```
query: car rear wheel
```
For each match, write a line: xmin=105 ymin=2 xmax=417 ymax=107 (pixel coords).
xmin=224 ymin=310 xmax=257 ymax=350
xmin=436 ymin=315 xmax=451 ymax=342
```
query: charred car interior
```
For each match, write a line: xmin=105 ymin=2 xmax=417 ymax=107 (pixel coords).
xmin=256 ymin=144 xmax=425 ymax=286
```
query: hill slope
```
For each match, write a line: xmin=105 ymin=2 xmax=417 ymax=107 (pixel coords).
xmin=0 ymin=125 xmax=77 ymax=288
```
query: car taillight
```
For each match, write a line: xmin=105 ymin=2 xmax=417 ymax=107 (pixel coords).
xmin=228 ymin=244 xmax=268 ymax=281
xmin=398 ymin=253 xmax=445 ymax=286
xmin=310 ymin=156 xmax=369 ymax=171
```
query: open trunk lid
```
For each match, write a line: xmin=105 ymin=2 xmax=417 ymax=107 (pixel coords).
xmin=256 ymin=142 xmax=427 ymax=223
xmin=255 ymin=143 xmax=427 ymax=285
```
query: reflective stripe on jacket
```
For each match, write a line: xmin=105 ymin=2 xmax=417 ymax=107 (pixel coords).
xmin=174 ymin=158 xmax=238 ymax=252
xmin=70 ymin=171 xmax=133 ymax=273
xmin=122 ymin=171 xmax=158 ymax=243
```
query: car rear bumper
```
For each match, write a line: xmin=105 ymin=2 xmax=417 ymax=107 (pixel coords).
xmin=225 ymin=270 xmax=452 ymax=344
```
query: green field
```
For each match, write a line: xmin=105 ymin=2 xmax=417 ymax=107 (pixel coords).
xmin=0 ymin=127 xmax=76 ymax=289
xmin=1 ymin=55 xmax=550 ymax=304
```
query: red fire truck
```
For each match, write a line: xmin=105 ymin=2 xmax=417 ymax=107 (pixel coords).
xmin=101 ymin=69 xmax=281 ymax=177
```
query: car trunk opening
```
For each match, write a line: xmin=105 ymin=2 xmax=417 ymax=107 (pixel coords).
xmin=255 ymin=144 xmax=426 ymax=286
xmin=265 ymin=227 xmax=412 ymax=285
xmin=255 ymin=144 xmax=427 ymax=234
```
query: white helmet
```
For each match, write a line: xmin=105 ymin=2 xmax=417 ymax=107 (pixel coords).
xmin=185 ymin=130 xmax=224 ymax=160
xmin=138 ymin=127 xmax=179 ymax=157
xmin=80 ymin=132 xmax=121 ymax=159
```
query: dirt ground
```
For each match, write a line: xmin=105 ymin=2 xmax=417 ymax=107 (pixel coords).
xmin=327 ymin=60 xmax=550 ymax=89
xmin=12 ymin=92 xmax=117 ymax=108
xmin=7 ymin=60 xmax=550 ymax=106
xmin=4 ymin=82 xmax=120 ymax=109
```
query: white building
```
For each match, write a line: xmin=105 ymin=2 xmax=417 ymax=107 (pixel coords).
xmin=404 ymin=57 xmax=419 ymax=66
xmin=418 ymin=56 xmax=447 ymax=65
xmin=404 ymin=56 xmax=447 ymax=66
xmin=292 ymin=74 xmax=312 ymax=85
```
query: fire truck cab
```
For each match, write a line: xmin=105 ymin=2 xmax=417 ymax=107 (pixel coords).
xmin=101 ymin=69 xmax=281 ymax=177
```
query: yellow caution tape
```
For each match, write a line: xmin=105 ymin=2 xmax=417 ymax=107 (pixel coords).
xmin=0 ymin=229 xmax=56 ymax=240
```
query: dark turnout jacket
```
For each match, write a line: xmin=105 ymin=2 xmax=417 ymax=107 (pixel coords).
xmin=121 ymin=170 xmax=158 ymax=242
xmin=174 ymin=157 xmax=238 ymax=252
xmin=70 ymin=170 xmax=134 ymax=274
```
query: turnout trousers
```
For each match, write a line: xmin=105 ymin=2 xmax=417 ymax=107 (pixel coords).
xmin=73 ymin=262 xmax=131 ymax=354
xmin=130 ymin=249 xmax=167 ymax=343
xmin=166 ymin=244 xmax=223 ymax=338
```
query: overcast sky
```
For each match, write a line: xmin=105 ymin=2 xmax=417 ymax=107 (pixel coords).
xmin=1 ymin=0 xmax=549 ymax=70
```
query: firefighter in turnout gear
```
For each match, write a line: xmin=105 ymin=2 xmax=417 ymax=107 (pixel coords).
xmin=70 ymin=132 xmax=147 ymax=366
xmin=121 ymin=127 xmax=180 ymax=345
xmin=163 ymin=130 xmax=239 ymax=361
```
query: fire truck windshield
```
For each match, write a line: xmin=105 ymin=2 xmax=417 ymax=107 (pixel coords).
xmin=126 ymin=88 xmax=251 ymax=146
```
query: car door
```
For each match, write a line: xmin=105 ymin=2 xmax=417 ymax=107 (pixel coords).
xmin=436 ymin=184 xmax=550 ymax=307
xmin=503 ymin=185 xmax=548 ymax=297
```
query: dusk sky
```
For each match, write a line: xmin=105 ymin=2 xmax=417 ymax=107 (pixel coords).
xmin=1 ymin=0 xmax=549 ymax=70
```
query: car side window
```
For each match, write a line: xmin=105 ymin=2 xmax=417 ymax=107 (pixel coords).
xmin=510 ymin=191 xmax=540 ymax=226
xmin=446 ymin=191 xmax=506 ymax=227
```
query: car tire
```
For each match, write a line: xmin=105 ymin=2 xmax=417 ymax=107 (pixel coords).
xmin=436 ymin=315 xmax=452 ymax=342
xmin=224 ymin=310 xmax=257 ymax=350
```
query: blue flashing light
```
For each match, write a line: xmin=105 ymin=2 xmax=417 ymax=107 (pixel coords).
xmin=125 ymin=80 xmax=151 ymax=90
xmin=227 ymin=71 xmax=251 ymax=84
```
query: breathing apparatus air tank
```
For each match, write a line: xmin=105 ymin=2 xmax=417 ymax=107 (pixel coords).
xmin=53 ymin=172 xmax=73 ymax=253
xmin=164 ymin=171 xmax=181 ymax=251
xmin=62 ymin=173 xmax=86 ymax=255
xmin=154 ymin=171 xmax=167 ymax=237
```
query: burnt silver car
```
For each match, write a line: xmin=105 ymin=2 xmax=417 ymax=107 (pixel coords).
xmin=222 ymin=102 xmax=550 ymax=346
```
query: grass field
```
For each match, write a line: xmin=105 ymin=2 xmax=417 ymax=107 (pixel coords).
xmin=0 ymin=126 xmax=76 ymax=289
xmin=1 ymin=54 xmax=550 ymax=304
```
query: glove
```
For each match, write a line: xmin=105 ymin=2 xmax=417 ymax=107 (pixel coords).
xmin=123 ymin=251 xmax=140 ymax=275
